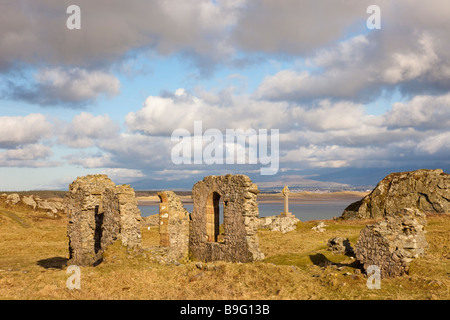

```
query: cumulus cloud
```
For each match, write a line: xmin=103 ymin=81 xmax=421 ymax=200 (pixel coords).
xmin=0 ymin=0 xmax=242 ymax=71
xmin=0 ymin=144 xmax=58 ymax=167
xmin=231 ymin=0 xmax=371 ymax=55
xmin=65 ymin=152 xmax=115 ymax=168
xmin=0 ymin=114 xmax=52 ymax=148
xmin=120 ymin=88 xmax=448 ymax=175
xmin=382 ymin=93 xmax=450 ymax=130
xmin=254 ymin=1 xmax=450 ymax=103
xmin=58 ymin=112 xmax=120 ymax=148
xmin=1 ymin=0 xmax=448 ymax=183
xmin=101 ymin=168 xmax=145 ymax=183
xmin=125 ymin=88 xmax=290 ymax=135
xmin=5 ymin=67 xmax=120 ymax=107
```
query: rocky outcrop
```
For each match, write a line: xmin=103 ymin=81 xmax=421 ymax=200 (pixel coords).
xmin=341 ymin=169 xmax=450 ymax=220
xmin=2 ymin=193 xmax=64 ymax=218
xmin=35 ymin=198 xmax=64 ymax=218
xmin=259 ymin=215 xmax=299 ymax=233
xmin=21 ymin=195 xmax=37 ymax=209
xmin=355 ymin=208 xmax=428 ymax=278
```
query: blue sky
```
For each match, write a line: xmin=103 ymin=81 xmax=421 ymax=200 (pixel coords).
xmin=0 ymin=0 xmax=449 ymax=191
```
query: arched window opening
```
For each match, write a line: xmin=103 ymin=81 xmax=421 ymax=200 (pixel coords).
xmin=206 ymin=192 xmax=224 ymax=242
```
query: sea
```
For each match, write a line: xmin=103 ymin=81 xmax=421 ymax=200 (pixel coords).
xmin=138 ymin=199 xmax=353 ymax=222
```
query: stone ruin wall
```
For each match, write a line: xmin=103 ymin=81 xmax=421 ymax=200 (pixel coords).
xmin=65 ymin=175 xmax=142 ymax=266
xmin=116 ymin=185 xmax=142 ymax=250
xmin=189 ymin=174 xmax=264 ymax=263
xmin=355 ymin=208 xmax=429 ymax=278
xmin=157 ymin=191 xmax=190 ymax=261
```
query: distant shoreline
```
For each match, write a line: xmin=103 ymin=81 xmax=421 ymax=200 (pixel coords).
xmin=136 ymin=191 xmax=368 ymax=206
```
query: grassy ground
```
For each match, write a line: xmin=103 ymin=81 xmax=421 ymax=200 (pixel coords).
xmin=0 ymin=200 xmax=448 ymax=300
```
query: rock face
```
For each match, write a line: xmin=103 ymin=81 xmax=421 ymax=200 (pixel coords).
xmin=341 ymin=169 xmax=450 ymax=220
xmin=65 ymin=174 xmax=142 ymax=266
xmin=355 ymin=208 xmax=428 ymax=278
xmin=190 ymin=174 xmax=264 ymax=263
xmin=259 ymin=215 xmax=299 ymax=233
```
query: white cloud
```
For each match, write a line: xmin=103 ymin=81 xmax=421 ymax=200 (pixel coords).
xmin=0 ymin=0 xmax=242 ymax=72
xmin=58 ymin=112 xmax=120 ymax=148
xmin=0 ymin=114 xmax=52 ymax=148
xmin=383 ymin=93 xmax=450 ymax=129
xmin=125 ymin=88 xmax=291 ymax=135
xmin=0 ymin=144 xmax=52 ymax=161
xmin=382 ymin=34 xmax=438 ymax=84
xmin=4 ymin=67 xmax=120 ymax=107
xmin=0 ymin=144 xmax=58 ymax=168
xmin=417 ymin=131 xmax=450 ymax=154
xmin=65 ymin=152 xmax=115 ymax=168
xmin=37 ymin=67 xmax=120 ymax=100
xmin=101 ymin=168 xmax=145 ymax=181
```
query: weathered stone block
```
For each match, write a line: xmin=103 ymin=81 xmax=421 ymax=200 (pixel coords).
xmin=355 ymin=208 xmax=429 ymax=278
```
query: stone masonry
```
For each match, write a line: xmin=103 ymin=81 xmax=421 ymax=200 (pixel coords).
xmin=157 ymin=191 xmax=190 ymax=261
xmin=65 ymin=175 xmax=142 ymax=266
xmin=355 ymin=208 xmax=429 ymax=278
xmin=189 ymin=174 xmax=264 ymax=263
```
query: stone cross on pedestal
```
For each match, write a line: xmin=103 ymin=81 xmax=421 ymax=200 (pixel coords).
xmin=280 ymin=186 xmax=293 ymax=217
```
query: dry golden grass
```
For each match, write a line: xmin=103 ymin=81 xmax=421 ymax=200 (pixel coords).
xmin=0 ymin=199 xmax=449 ymax=300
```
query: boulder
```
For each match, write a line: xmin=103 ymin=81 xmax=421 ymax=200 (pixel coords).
xmin=341 ymin=169 xmax=449 ymax=220
xmin=37 ymin=199 xmax=64 ymax=214
xmin=21 ymin=195 xmax=37 ymax=210
xmin=327 ymin=237 xmax=354 ymax=255
xmin=355 ymin=208 xmax=428 ymax=278
xmin=259 ymin=215 xmax=300 ymax=233
xmin=6 ymin=193 xmax=20 ymax=205
xmin=311 ymin=221 xmax=327 ymax=232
